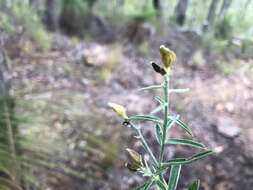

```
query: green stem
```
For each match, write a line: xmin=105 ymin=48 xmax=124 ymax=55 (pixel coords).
xmin=129 ymin=122 xmax=159 ymax=166
xmin=159 ymin=74 xmax=169 ymax=165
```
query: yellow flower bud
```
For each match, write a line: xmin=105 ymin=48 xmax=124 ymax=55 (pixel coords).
xmin=125 ymin=148 xmax=143 ymax=172
xmin=159 ymin=45 xmax=176 ymax=70
xmin=108 ymin=102 xmax=128 ymax=119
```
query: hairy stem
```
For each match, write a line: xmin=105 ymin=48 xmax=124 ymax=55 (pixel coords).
xmin=159 ymin=74 xmax=169 ymax=165
xmin=129 ymin=122 xmax=159 ymax=166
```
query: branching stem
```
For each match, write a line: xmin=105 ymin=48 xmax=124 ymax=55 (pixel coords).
xmin=129 ymin=122 xmax=159 ymax=166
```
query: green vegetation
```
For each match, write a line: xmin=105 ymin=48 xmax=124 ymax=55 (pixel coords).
xmin=109 ymin=45 xmax=214 ymax=190
xmin=0 ymin=0 xmax=252 ymax=189
xmin=0 ymin=0 xmax=50 ymax=51
xmin=0 ymin=97 xmax=22 ymax=190
xmin=2 ymin=0 xmax=252 ymax=48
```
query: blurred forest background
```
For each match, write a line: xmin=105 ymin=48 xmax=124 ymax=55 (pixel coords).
xmin=0 ymin=0 xmax=253 ymax=189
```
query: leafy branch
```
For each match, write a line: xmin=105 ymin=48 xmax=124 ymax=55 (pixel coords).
xmin=108 ymin=45 xmax=214 ymax=190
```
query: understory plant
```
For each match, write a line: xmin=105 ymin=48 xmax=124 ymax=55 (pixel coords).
xmin=108 ymin=45 xmax=214 ymax=190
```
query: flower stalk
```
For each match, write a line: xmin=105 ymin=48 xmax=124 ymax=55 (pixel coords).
xmin=108 ymin=45 xmax=213 ymax=190
xmin=159 ymin=74 xmax=169 ymax=165
xmin=129 ymin=122 xmax=159 ymax=166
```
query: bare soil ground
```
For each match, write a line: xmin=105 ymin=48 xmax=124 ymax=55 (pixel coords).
xmin=10 ymin=30 xmax=253 ymax=190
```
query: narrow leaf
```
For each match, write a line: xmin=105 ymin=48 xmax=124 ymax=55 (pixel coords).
xmin=155 ymin=124 xmax=162 ymax=145
xmin=134 ymin=181 xmax=153 ymax=190
xmin=162 ymin=158 xmax=187 ymax=166
xmin=143 ymin=159 xmax=150 ymax=170
xmin=154 ymin=96 xmax=165 ymax=104
xmin=0 ymin=177 xmax=23 ymax=190
xmin=151 ymin=96 xmax=166 ymax=114
xmin=166 ymin=118 xmax=174 ymax=129
xmin=190 ymin=150 xmax=214 ymax=161
xmin=130 ymin=115 xmax=162 ymax=123
xmin=169 ymin=88 xmax=190 ymax=93
xmin=176 ymin=119 xmax=193 ymax=136
xmin=168 ymin=117 xmax=193 ymax=136
xmin=166 ymin=139 xmax=206 ymax=149
xmin=161 ymin=150 xmax=214 ymax=168
xmin=168 ymin=165 xmax=182 ymax=190
xmin=151 ymin=104 xmax=165 ymax=114
xmin=188 ymin=180 xmax=200 ymax=190
xmin=166 ymin=115 xmax=179 ymax=129
xmin=139 ymin=85 xmax=162 ymax=91
xmin=0 ymin=165 xmax=13 ymax=180
xmin=155 ymin=179 xmax=167 ymax=190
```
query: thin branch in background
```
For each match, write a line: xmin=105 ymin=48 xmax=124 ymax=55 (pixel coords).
xmin=218 ymin=0 xmax=232 ymax=18
xmin=174 ymin=0 xmax=189 ymax=26
xmin=203 ymin=0 xmax=219 ymax=32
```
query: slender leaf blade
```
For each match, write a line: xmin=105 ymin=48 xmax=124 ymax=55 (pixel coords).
xmin=169 ymin=88 xmax=190 ymax=93
xmin=139 ymin=85 xmax=162 ymax=91
xmin=134 ymin=181 xmax=153 ymax=190
xmin=190 ymin=150 xmax=214 ymax=162
xmin=166 ymin=118 xmax=174 ymax=129
xmin=151 ymin=104 xmax=165 ymax=114
xmin=161 ymin=150 xmax=214 ymax=168
xmin=151 ymin=96 xmax=166 ymax=114
xmin=188 ymin=180 xmax=200 ymax=190
xmin=166 ymin=138 xmax=206 ymax=149
xmin=166 ymin=115 xmax=179 ymax=129
xmin=0 ymin=165 xmax=13 ymax=180
xmin=168 ymin=165 xmax=182 ymax=190
xmin=0 ymin=177 xmax=23 ymax=190
xmin=154 ymin=96 xmax=165 ymax=104
xmin=155 ymin=179 xmax=167 ymax=190
xmin=155 ymin=124 xmax=162 ymax=145
xmin=154 ymin=159 xmax=186 ymax=175
xmin=130 ymin=115 xmax=162 ymax=123
xmin=168 ymin=117 xmax=193 ymax=136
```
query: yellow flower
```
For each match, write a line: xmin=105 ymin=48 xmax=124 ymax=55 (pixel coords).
xmin=108 ymin=102 xmax=128 ymax=119
xmin=159 ymin=45 xmax=176 ymax=71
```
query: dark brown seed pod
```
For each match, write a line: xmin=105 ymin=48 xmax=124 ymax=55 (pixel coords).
xmin=122 ymin=120 xmax=130 ymax=126
xmin=151 ymin=62 xmax=166 ymax=75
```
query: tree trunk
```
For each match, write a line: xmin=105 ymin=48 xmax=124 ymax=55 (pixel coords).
xmin=218 ymin=0 xmax=232 ymax=18
xmin=45 ymin=0 xmax=60 ymax=31
xmin=203 ymin=0 xmax=219 ymax=32
xmin=153 ymin=0 xmax=161 ymax=15
xmin=153 ymin=0 xmax=165 ymax=33
xmin=174 ymin=0 xmax=188 ymax=26
xmin=244 ymin=0 xmax=252 ymax=9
